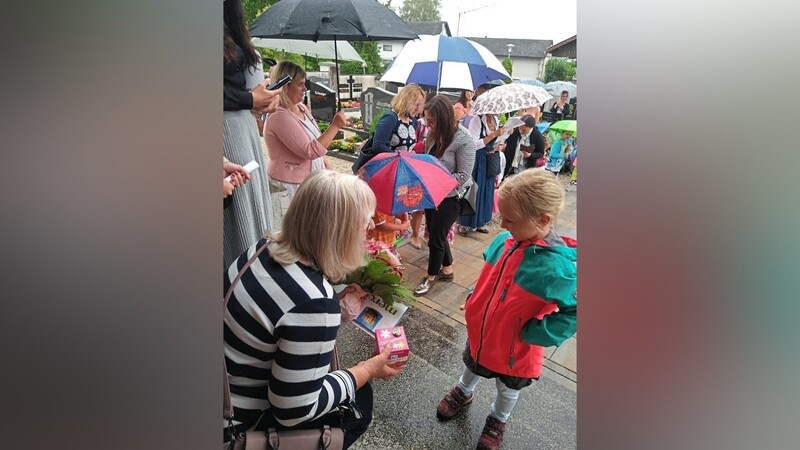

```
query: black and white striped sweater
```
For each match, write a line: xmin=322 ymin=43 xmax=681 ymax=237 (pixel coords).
xmin=224 ymin=238 xmax=355 ymax=433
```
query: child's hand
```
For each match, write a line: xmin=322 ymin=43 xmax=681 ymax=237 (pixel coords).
xmin=400 ymin=220 xmax=411 ymax=230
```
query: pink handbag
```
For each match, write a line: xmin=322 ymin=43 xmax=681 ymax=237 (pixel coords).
xmin=224 ymin=240 xmax=345 ymax=450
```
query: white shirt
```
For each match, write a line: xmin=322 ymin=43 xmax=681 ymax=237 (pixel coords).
xmin=512 ymin=130 xmax=532 ymax=168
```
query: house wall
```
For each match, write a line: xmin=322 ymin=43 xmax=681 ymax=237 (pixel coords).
xmin=377 ymin=40 xmax=405 ymax=64
xmin=550 ymin=41 xmax=577 ymax=59
xmin=507 ymin=57 xmax=544 ymax=81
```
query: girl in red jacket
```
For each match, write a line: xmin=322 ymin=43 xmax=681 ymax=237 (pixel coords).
xmin=436 ymin=170 xmax=577 ymax=450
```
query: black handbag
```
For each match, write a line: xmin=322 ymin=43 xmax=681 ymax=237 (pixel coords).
xmin=459 ymin=197 xmax=476 ymax=216
xmin=350 ymin=136 xmax=376 ymax=173
xmin=485 ymin=151 xmax=501 ymax=179
xmin=224 ymin=241 xmax=345 ymax=450
xmin=458 ymin=187 xmax=476 ymax=216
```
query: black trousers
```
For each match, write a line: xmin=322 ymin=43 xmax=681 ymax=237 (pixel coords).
xmin=254 ymin=383 xmax=374 ymax=449
xmin=424 ymin=196 xmax=461 ymax=276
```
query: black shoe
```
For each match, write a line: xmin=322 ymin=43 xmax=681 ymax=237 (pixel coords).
xmin=436 ymin=269 xmax=454 ymax=281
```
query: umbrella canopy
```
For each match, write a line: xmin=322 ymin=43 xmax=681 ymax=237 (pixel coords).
xmin=250 ymin=0 xmax=417 ymax=110
xmin=250 ymin=0 xmax=417 ymax=42
xmin=359 ymin=152 xmax=458 ymax=215
xmin=548 ymin=120 xmax=577 ymax=137
xmin=251 ymin=38 xmax=364 ymax=62
xmin=545 ymin=81 xmax=577 ymax=98
xmin=537 ymin=121 xmax=551 ymax=134
xmin=516 ymin=78 xmax=547 ymax=88
xmin=471 ymin=83 xmax=554 ymax=115
xmin=380 ymin=34 xmax=509 ymax=92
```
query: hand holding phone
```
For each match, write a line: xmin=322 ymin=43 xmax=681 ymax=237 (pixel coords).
xmin=266 ymin=74 xmax=292 ymax=91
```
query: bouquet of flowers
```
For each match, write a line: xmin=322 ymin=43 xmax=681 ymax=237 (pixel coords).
xmin=343 ymin=240 xmax=415 ymax=307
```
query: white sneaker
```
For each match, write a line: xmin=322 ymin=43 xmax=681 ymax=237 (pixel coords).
xmin=414 ymin=277 xmax=435 ymax=296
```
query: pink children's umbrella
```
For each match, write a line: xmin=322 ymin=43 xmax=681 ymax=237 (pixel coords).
xmin=358 ymin=152 xmax=458 ymax=215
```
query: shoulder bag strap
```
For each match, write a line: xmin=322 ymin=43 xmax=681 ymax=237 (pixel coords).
xmin=224 ymin=239 xmax=271 ymax=421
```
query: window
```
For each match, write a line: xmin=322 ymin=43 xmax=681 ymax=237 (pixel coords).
xmin=383 ymin=44 xmax=393 ymax=52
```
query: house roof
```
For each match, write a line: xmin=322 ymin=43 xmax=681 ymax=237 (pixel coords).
xmin=408 ymin=21 xmax=451 ymax=37
xmin=465 ymin=37 xmax=553 ymax=59
xmin=546 ymin=35 xmax=577 ymax=53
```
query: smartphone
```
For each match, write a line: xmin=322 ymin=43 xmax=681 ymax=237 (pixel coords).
xmin=266 ymin=74 xmax=292 ymax=90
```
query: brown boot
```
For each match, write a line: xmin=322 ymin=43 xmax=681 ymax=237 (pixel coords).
xmin=476 ymin=415 xmax=507 ymax=450
xmin=436 ymin=385 xmax=474 ymax=420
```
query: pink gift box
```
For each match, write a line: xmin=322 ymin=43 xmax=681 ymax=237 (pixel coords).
xmin=374 ymin=326 xmax=409 ymax=366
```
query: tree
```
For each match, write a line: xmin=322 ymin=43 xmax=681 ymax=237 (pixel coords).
xmin=502 ymin=57 xmax=513 ymax=81
xmin=544 ymin=58 xmax=577 ymax=83
xmin=339 ymin=41 xmax=383 ymax=74
xmin=400 ymin=0 xmax=441 ymax=22
xmin=381 ymin=0 xmax=396 ymax=13
xmin=242 ymin=0 xmax=279 ymax=26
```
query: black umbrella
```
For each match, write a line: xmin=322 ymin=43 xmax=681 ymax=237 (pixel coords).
xmin=250 ymin=0 xmax=418 ymax=110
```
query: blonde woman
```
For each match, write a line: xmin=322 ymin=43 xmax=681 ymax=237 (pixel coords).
xmin=263 ymin=61 xmax=348 ymax=201
xmin=372 ymin=83 xmax=425 ymax=154
xmin=224 ymin=170 xmax=402 ymax=449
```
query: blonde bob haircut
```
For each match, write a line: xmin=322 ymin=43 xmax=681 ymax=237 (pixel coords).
xmin=391 ymin=84 xmax=424 ymax=117
xmin=268 ymin=170 xmax=376 ymax=282
xmin=269 ymin=60 xmax=307 ymax=109
xmin=497 ymin=169 xmax=564 ymax=226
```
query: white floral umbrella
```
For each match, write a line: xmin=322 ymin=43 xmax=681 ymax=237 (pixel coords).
xmin=545 ymin=81 xmax=577 ymax=98
xmin=471 ymin=83 xmax=554 ymax=115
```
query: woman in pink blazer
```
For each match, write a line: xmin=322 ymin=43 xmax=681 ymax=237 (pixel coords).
xmin=263 ymin=61 xmax=348 ymax=201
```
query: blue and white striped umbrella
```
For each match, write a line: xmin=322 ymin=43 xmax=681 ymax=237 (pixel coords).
xmin=380 ymin=35 xmax=509 ymax=91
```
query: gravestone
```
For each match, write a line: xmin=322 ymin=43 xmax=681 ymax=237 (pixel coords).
xmin=360 ymin=87 xmax=396 ymax=131
xmin=308 ymin=76 xmax=330 ymax=89
xmin=307 ymin=79 xmax=335 ymax=123
xmin=345 ymin=74 xmax=356 ymax=100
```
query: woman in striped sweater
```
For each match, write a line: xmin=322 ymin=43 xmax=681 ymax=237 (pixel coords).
xmin=224 ymin=170 xmax=402 ymax=447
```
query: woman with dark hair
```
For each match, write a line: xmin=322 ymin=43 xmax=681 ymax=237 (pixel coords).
xmin=453 ymin=89 xmax=473 ymax=121
xmin=223 ymin=0 xmax=281 ymax=268
xmin=414 ymin=95 xmax=476 ymax=296
xmin=550 ymin=90 xmax=572 ymax=118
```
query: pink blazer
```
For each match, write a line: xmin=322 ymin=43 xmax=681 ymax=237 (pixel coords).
xmin=264 ymin=104 xmax=327 ymax=184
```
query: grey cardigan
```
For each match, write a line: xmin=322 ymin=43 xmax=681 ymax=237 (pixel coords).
xmin=434 ymin=124 xmax=476 ymax=198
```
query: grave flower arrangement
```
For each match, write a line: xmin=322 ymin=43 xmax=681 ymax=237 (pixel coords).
xmin=343 ymin=239 xmax=415 ymax=307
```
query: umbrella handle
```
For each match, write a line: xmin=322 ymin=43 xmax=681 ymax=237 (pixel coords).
xmin=334 ymin=37 xmax=342 ymax=111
